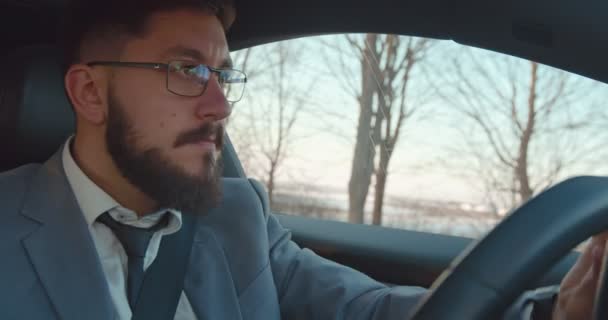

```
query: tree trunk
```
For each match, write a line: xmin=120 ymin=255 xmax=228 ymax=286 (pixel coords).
xmin=348 ymin=34 xmax=378 ymax=224
xmin=517 ymin=62 xmax=538 ymax=202
xmin=372 ymin=148 xmax=390 ymax=225
xmin=515 ymin=147 xmax=533 ymax=201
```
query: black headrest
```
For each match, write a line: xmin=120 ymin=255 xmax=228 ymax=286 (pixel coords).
xmin=0 ymin=45 xmax=245 ymax=177
xmin=0 ymin=45 xmax=75 ymax=172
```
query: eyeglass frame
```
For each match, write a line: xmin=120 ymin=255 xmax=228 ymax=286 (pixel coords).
xmin=86 ymin=61 xmax=248 ymax=102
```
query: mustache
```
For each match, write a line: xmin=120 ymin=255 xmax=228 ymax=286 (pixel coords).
xmin=174 ymin=122 xmax=225 ymax=149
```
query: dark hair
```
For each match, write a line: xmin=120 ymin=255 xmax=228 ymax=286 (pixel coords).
xmin=61 ymin=0 xmax=235 ymax=70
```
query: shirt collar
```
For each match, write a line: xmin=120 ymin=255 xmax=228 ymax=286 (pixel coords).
xmin=107 ymin=207 xmax=182 ymax=235
xmin=62 ymin=136 xmax=182 ymax=234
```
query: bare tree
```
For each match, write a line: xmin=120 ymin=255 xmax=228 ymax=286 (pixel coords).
xmin=347 ymin=34 xmax=379 ymax=224
xmin=437 ymin=49 xmax=605 ymax=211
xmin=261 ymin=44 xmax=304 ymax=204
xmin=369 ymin=36 xmax=433 ymax=225
xmin=341 ymin=34 xmax=433 ymax=225
xmin=230 ymin=47 xmax=272 ymax=80
xmin=230 ymin=43 xmax=311 ymax=206
xmin=228 ymin=48 xmax=257 ymax=171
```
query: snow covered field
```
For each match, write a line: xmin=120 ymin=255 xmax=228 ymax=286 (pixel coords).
xmin=272 ymin=189 xmax=501 ymax=238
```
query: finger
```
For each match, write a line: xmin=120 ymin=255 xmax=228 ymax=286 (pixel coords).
xmin=595 ymin=230 xmax=608 ymax=241
xmin=573 ymin=234 xmax=608 ymax=278
xmin=564 ymin=242 xmax=601 ymax=285
xmin=592 ymin=242 xmax=608 ymax=286
xmin=591 ymin=231 xmax=608 ymax=249
xmin=576 ymin=255 xmax=601 ymax=299
xmin=556 ymin=245 xmax=606 ymax=320
xmin=561 ymin=232 xmax=608 ymax=289
xmin=592 ymin=245 xmax=603 ymax=280
xmin=559 ymin=260 xmax=602 ymax=320
xmin=591 ymin=234 xmax=608 ymax=271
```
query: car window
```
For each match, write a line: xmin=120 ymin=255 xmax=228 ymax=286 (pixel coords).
xmin=227 ymin=34 xmax=608 ymax=239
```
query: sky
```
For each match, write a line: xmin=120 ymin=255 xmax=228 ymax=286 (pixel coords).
xmin=226 ymin=34 xmax=608 ymax=211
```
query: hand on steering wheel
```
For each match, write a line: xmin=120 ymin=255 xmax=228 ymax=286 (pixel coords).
xmin=554 ymin=232 xmax=608 ymax=320
xmin=408 ymin=177 xmax=608 ymax=320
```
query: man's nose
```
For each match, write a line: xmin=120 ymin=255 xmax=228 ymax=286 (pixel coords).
xmin=194 ymin=77 xmax=232 ymax=121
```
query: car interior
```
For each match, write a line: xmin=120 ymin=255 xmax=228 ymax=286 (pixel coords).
xmin=1 ymin=0 xmax=608 ymax=318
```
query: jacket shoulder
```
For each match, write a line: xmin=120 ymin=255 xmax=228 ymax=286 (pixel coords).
xmin=0 ymin=164 xmax=41 ymax=212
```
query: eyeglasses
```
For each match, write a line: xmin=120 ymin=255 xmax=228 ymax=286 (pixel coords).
xmin=87 ymin=60 xmax=247 ymax=102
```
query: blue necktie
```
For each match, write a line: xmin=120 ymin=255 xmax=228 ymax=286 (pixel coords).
xmin=97 ymin=212 xmax=169 ymax=309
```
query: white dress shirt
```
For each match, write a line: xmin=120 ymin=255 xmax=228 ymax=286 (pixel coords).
xmin=62 ymin=137 xmax=198 ymax=320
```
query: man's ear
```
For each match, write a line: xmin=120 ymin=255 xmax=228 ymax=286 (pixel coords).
xmin=65 ymin=65 xmax=108 ymax=125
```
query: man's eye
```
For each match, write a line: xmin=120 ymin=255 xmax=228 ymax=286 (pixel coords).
xmin=175 ymin=66 xmax=199 ymax=79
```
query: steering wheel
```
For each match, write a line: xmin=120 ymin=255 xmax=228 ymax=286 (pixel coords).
xmin=408 ymin=176 xmax=608 ymax=320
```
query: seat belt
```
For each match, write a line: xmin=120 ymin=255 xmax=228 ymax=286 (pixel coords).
xmin=131 ymin=213 xmax=198 ymax=320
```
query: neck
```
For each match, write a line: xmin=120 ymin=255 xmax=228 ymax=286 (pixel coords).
xmin=71 ymin=133 xmax=157 ymax=216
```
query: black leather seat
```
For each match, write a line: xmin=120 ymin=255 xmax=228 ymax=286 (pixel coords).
xmin=0 ymin=45 xmax=244 ymax=177
xmin=0 ymin=45 xmax=75 ymax=172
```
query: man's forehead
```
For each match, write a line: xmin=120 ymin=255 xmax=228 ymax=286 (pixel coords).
xmin=142 ymin=10 xmax=230 ymax=66
xmin=161 ymin=45 xmax=232 ymax=67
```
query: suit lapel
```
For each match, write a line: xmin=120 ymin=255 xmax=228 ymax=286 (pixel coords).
xmin=20 ymin=150 xmax=114 ymax=320
xmin=184 ymin=225 xmax=242 ymax=320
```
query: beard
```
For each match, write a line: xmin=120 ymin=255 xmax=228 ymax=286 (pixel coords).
xmin=105 ymin=90 xmax=224 ymax=214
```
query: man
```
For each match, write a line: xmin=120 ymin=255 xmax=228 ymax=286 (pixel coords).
xmin=0 ymin=0 xmax=602 ymax=319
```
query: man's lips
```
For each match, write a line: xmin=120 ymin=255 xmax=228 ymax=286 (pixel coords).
xmin=186 ymin=137 xmax=218 ymax=149
xmin=174 ymin=123 xmax=224 ymax=149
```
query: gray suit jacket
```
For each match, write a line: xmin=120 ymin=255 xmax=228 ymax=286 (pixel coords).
xmin=0 ymin=149 xmax=554 ymax=320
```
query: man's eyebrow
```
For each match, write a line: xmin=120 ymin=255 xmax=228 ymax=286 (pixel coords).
xmin=221 ymin=57 xmax=233 ymax=69
xmin=163 ymin=45 xmax=233 ymax=68
xmin=163 ymin=45 xmax=204 ymax=61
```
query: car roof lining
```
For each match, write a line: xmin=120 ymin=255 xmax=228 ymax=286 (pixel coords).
xmin=228 ymin=0 xmax=608 ymax=83
xmin=1 ymin=0 xmax=606 ymax=83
